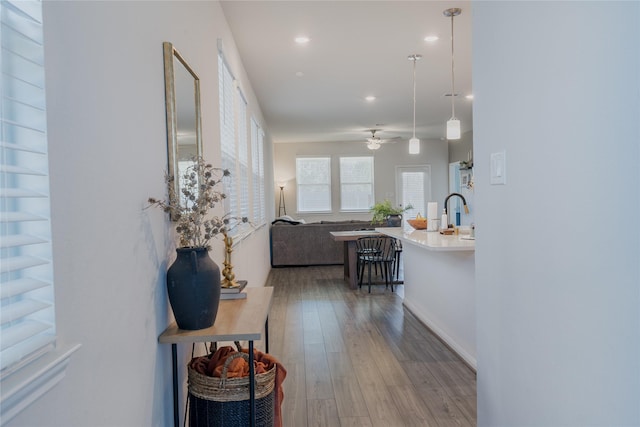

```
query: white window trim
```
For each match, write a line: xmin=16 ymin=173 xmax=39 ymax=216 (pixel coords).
xmin=339 ymin=156 xmax=375 ymax=212
xmin=395 ymin=164 xmax=432 ymax=220
xmin=296 ymin=156 xmax=332 ymax=213
xmin=1 ymin=344 xmax=81 ymax=423
xmin=235 ymin=87 xmax=250 ymax=225
xmin=218 ymin=51 xmax=241 ymax=235
xmin=0 ymin=1 xmax=79 ymax=423
xmin=250 ymin=117 xmax=266 ymax=226
xmin=257 ymin=128 xmax=266 ymax=224
xmin=219 ymin=43 xmax=263 ymax=239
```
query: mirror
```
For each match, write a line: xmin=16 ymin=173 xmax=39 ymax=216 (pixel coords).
xmin=163 ymin=42 xmax=202 ymax=219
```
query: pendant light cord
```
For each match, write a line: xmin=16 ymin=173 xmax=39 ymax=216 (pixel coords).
xmin=450 ymin=13 xmax=456 ymax=119
xmin=412 ymin=58 xmax=417 ymax=139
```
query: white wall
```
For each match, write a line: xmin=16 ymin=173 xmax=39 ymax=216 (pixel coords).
xmin=9 ymin=2 xmax=273 ymax=426
xmin=449 ymin=130 xmax=473 ymax=164
xmin=273 ymin=139 xmax=449 ymax=223
xmin=473 ymin=2 xmax=640 ymax=425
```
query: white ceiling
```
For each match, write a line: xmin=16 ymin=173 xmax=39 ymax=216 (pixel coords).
xmin=220 ymin=1 xmax=472 ymax=145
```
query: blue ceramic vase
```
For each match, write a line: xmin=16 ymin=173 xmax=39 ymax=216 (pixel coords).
xmin=166 ymin=247 xmax=221 ymax=330
xmin=386 ymin=214 xmax=402 ymax=227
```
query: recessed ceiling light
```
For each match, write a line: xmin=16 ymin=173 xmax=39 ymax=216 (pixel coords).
xmin=466 ymin=94 xmax=474 ymax=100
xmin=365 ymin=96 xmax=376 ymax=102
xmin=294 ymin=36 xmax=310 ymax=44
xmin=424 ymin=35 xmax=439 ymax=42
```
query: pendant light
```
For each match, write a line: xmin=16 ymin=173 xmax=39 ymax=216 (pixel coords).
xmin=408 ymin=54 xmax=422 ymax=154
xmin=444 ymin=7 xmax=462 ymax=140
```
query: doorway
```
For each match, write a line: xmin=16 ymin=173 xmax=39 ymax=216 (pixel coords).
xmin=395 ymin=165 xmax=431 ymax=220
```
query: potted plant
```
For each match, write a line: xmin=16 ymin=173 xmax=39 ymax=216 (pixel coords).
xmin=370 ymin=200 xmax=413 ymax=227
xmin=148 ymin=157 xmax=248 ymax=330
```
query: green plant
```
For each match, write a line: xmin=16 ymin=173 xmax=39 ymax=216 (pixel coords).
xmin=148 ymin=157 xmax=248 ymax=249
xmin=370 ymin=200 xmax=413 ymax=224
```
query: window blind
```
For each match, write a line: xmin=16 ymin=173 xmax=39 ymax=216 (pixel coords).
xmin=340 ymin=156 xmax=374 ymax=211
xmin=257 ymin=129 xmax=265 ymax=223
xmin=397 ymin=166 xmax=431 ymax=220
xmin=236 ymin=88 xmax=249 ymax=223
xmin=0 ymin=0 xmax=56 ymax=378
xmin=218 ymin=54 xmax=236 ymax=221
xmin=250 ymin=118 xmax=262 ymax=224
xmin=296 ymin=157 xmax=331 ymax=212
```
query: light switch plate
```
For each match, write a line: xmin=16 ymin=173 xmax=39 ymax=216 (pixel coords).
xmin=490 ymin=151 xmax=506 ymax=185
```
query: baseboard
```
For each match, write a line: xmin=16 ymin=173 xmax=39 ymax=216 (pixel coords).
xmin=402 ymin=300 xmax=477 ymax=372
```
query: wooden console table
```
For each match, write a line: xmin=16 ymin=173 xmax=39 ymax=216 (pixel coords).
xmin=159 ymin=287 xmax=274 ymax=427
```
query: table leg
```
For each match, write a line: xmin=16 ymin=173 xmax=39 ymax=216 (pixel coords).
xmin=346 ymin=241 xmax=358 ymax=289
xmin=249 ymin=340 xmax=255 ymax=427
xmin=342 ymin=241 xmax=350 ymax=280
xmin=171 ymin=344 xmax=179 ymax=427
xmin=265 ymin=317 xmax=269 ymax=354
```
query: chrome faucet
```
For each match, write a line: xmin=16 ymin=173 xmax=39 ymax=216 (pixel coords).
xmin=443 ymin=192 xmax=469 ymax=228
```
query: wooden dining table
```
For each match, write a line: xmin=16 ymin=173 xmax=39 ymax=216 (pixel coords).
xmin=330 ymin=230 xmax=381 ymax=289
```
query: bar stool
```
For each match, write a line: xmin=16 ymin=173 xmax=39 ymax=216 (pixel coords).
xmin=393 ymin=239 xmax=402 ymax=281
xmin=355 ymin=236 xmax=396 ymax=293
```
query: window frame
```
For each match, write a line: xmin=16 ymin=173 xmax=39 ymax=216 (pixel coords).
xmin=339 ymin=156 xmax=375 ymax=212
xmin=0 ymin=1 xmax=79 ymax=421
xmin=218 ymin=48 xmax=263 ymax=238
xmin=295 ymin=156 xmax=332 ymax=213
xmin=218 ymin=52 xmax=236 ymax=222
xmin=250 ymin=117 xmax=266 ymax=225
xmin=235 ymin=87 xmax=249 ymax=223
xmin=395 ymin=165 xmax=432 ymax=220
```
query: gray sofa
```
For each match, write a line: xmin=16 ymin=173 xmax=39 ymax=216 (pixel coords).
xmin=270 ymin=220 xmax=372 ymax=267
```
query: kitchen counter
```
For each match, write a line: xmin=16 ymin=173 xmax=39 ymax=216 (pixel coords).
xmin=375 ymin=227 xmax=475 ymax=252
xmin=377 ymin=226 xmax=476 ymax=369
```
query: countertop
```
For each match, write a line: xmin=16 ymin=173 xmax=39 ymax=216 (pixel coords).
xmin=376 ymin=227 xmax=475 ymax=252
xmin=329 ymin=229 xmax=380 ymax=241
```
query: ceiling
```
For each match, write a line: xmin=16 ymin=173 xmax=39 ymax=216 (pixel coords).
xmin=220 ymin=1 xmax=472 ymax=145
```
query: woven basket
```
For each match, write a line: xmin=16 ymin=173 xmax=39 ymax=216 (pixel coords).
xmin=188 ymin=352 xmax=276 ymax=427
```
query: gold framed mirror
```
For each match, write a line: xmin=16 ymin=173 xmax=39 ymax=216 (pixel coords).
xmin=163 ymin=42 xmax=202 ymax=220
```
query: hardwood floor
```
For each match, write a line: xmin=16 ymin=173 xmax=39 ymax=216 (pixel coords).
xmin=264 ymin=265 xmax=477 ymax=427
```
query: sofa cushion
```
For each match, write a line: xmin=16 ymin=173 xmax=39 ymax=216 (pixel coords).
xmin=270 ymin=220 xmax=371 ymax=267
xmin=271 ymin=218 xmax=302 ymax=225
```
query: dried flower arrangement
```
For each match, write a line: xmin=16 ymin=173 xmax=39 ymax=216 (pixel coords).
xmin=148 ymin=157 xmax=248 ymax=249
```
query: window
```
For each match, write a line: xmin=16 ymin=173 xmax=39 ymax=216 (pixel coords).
xmin=340 ymin=156 xmax=374 ymax=211
xmin=1 ymin=1 xmax=79 ymax=421
xmin=236 ymin=88 xmax=249 ymax=221
xmin=250 ymin=118 xmax=265 ymax=224
xmin=396 ymin=166 xmax=431 ymax=220
xmin=257 ymin=129 xmax=265 ymax=223
xmin=296 ymin=157 xmax=331 ymax=213
xmin=218 ymin=54 xmax=236 ymax=220
xmin=1 ymin=0 xmax=56 ymax=377
xmin=219 ymin=52 xmax=254 ymax=236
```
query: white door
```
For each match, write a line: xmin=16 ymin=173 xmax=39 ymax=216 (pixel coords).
xmin=395 ymin=166 xmax=431 ymax=220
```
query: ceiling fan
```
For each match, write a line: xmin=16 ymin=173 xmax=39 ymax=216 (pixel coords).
xmin=365 ymin=129 xmax=399 ymax=150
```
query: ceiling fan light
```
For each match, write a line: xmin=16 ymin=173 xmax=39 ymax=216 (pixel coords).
xmin=367 ymin=141 xmax=381 ymax=150
xmin=409 ymin=137 xmax=420 ymax=154
xmin=446 ymin=119 xmax=461 ymax=140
